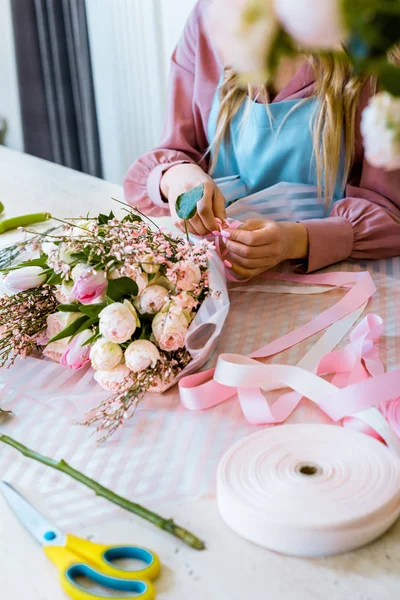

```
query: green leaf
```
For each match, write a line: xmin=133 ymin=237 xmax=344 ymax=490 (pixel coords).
xmin=47 ymin=272 xmax=63 ymax=285
xmin=48 ymin=316 xmax=89 ymax=343
xmin=57 ymin=304 xmax=81 ymax=313
xmin=79 ymin=303 xmax=106 ymax=318
xmin=73 ymin=316 xmax=98 ymax=337
xmin=82 ymin=328 xmax=100 ymax=346
xmin=176 ymin=185 xmax=204 ymax=220
xmin=107 ymin=277 xmax=138 ymax=302
xmin=378 ymin=63 xmax=400 ymax=97
xmin=98 ymin=211 xmax=115 ymax=225
xmin=1 ymin=255 xmax=49 ymax=273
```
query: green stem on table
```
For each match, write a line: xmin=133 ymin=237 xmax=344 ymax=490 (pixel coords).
xmin=0 ymin=213 xmax=51 ymax=234
xmin=0 ymin=435 xmax=206 ymax=551
xmin=0 ymin=201 xmax=4 ymax=216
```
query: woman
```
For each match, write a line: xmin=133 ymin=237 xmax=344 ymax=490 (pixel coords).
xmin=124 ymin=0 xmax=400 ymax=278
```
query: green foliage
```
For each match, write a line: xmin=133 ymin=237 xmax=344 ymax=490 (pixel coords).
xmin=48 ymin=316 xmax=89 ymax=343
xmin=107 ymin=277 xmax=138 ymax=302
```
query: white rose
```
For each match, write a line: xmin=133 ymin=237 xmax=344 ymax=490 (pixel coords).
xmin=45 ymin=311 xmax=81 ymax=340
xmin=176 ymin=261 xmax=202 ymax=292
xmin=55 ymin=282 xmax=76 ymax=304
xmin=141 ymin=254 xmax=160 ymax=274
xmin=172 ymin=292 xmax=198 ymax=313
xmin=135 ymin=285 xmax=169 ymax=314
xmin=152 ymin=310 xmax=188 ymax=352
xmin=274 ymin=0 xmax=347 ymax=49
xmin=71 ymin=263 xmax=89 ymax=282
xmin=90 ymin=338 xmax=123 ymax=371
xmin=361 ymin=92 xmax=400 ymax=171
xmin=94 ymin=364 xmax=134 ymax=393
xmin=209 ymin=0 xmax=278 ymax=85
xmin=125 ymin=340 xmax=161 ymax=373
xmin=99 ymin=300 xmax=140 ymax=344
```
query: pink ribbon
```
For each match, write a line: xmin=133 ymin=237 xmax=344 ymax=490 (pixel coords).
xmin=179 ymin=269 xmax=400 ymax=445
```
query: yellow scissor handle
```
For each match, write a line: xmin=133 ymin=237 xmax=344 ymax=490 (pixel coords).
xmin=44 ymin=534 xmax=160 ymax=600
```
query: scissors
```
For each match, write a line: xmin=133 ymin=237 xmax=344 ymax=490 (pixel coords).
xmin=1 ymin=481 xmax=161 ymax=600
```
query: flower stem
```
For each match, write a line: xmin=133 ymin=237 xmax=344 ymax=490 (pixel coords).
xmin=0 ymin=435 xmax=206 ymax=551
xmin=0 ymin=213 xmax=51 ymax=234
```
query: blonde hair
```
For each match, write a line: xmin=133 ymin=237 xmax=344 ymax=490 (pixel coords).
xmin=211 ymin=53 xmax=369 ymax=205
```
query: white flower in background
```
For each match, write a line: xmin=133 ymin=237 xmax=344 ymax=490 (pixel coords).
xmin=152 ymin=310 xmax=188 ymax=352
xmin=208 ymin=0 xmax=278 ymax=84
xmin=90 ymin=338 xmax=123 ymax=371
xmin=176 ymin=261 xmax=202 ymax=292
xmin=94 ymin=363 xmax=134 ymax=393
xmin=59 ymin=243 xmax=76 ymax=265
xmin=41 ymin=241 xmax=58 ymax=255
xmin=141 ymin=253 xmax=160 ymax=274
xmin=99 ymin=300 xmax=140 ymax=344
xmin=361 ymin=92 xmax=400 ymax=171
xmin=3 ymin=266 xmax=47 ymax=295
xmin=274 ymin=0 xmax=347 ymax=49
xmin=125 ymin=340 xmax=161 ymax=373
xmin=55 ymin=281 xmax=76 ymax=304
xmin=135 ymin=285 xmax=169 ymax=314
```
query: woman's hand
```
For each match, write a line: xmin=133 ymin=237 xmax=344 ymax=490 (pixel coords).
xmin=225 ymin=219 xmax=309 ymax=279
xmin=161 ymin=164 xmax=226 ymax=235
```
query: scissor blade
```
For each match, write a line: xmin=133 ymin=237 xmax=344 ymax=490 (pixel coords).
xmin=1 ymin=481 xmax=65 ymax=547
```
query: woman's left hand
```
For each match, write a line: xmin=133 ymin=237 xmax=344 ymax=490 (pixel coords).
xmin=224 ymin=219 xmax=309 ymax=279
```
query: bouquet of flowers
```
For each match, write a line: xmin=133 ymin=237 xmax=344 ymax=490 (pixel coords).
xmin=0 ymin=203 xmax=229 ymax=438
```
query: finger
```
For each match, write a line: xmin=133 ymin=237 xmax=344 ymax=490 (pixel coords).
xmin=188 ymin=214 xmax=209 ymax=236
xmin=230 ymin=263 xmax=262 ymax=280
xmin=228 ymin=220 xmax=278 ymax=246
xmin=197 ymin=186 xmax=219 ymax=232
xmin=225 ymin=239 xmax=274 ymax=259
xmin=227 ymin=252 xmax=274 ymax=270
xmin=213 ymin=187 xmax=227 ymax=222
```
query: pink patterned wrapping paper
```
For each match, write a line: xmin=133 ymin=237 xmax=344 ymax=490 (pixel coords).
xmin=1 ymin=257 xmax=399 ymax=530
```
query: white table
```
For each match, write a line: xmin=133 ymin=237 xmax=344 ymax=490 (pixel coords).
xmin=0 ymin=147 xmax=400 ymax=600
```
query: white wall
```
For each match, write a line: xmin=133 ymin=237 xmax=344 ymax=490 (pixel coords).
xmin=0 ymin=0 xmax=23 ymax=151
xmin=86 ymin=0 xmax=196 ymax=184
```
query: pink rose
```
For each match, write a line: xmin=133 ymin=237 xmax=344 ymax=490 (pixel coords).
xmin=152 ymin=310 xmax=188 ymax=352
xmin=42 ymin=339 xmax=69 ymax=363
xmin=274 ymin=0 xmax=346 ymax=49
xmin=71 ymin=264 xmax=107 ymax=305
xmin=135 ymin=285 xmax=169 ymax=314
xmin=176 ymin=261 xmax=202 ymax=292
xmin=39 ymin=312 xmax=81 ymax=345
xmin=61 ymin=330 xmax=93 ymax=370
xmin=380 ymin=398 xmax=400 ymax=439
xmin=94 ymin=364 xmax=134 ymax=393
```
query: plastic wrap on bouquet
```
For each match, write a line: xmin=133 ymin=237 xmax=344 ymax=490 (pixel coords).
xmin=153 ymin=247 xmax=230 ymax=393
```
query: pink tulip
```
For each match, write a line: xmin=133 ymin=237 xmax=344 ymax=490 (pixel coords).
xmin=3 ymin=266 xmax=46 ymax=295
xmin=274 ymin=0 xmax=347 ymax=49
xmin=61 ymin=330 xmax=92 ymax=370
xmin=71 ymin=265 xmax=107 ymax=305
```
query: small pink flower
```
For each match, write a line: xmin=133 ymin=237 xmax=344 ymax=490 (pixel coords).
xmin=71 ymin=265 xmax=107 ymax=305
xmin=380 ymin=398 xmax=400 ymax=439
xmin=61 ymin=330 xmax=93 ymax=370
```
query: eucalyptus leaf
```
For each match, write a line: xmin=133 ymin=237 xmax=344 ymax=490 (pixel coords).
xmin=176 ymin=185 xmax=204 ymax=220
xmin=107 ymin=277 xmax=138 ymax=302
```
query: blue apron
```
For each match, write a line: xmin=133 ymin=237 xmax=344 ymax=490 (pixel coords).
xmin=207 ymin=78 xmax=345 ymax=221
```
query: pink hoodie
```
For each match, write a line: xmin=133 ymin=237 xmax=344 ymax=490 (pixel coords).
xmin=124 ymin=0 xmax=400 ymax=272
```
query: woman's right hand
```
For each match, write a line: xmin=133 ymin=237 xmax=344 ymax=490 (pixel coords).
xmin=161 ymin=163 xmax=226 ymax=235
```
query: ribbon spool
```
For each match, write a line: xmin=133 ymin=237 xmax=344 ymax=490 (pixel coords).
xmin=217 ymin=424 xmax=400 ymax=557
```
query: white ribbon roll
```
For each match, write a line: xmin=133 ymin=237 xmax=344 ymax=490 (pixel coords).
xmin=217 ymin=425 xmax=400 ymax=557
